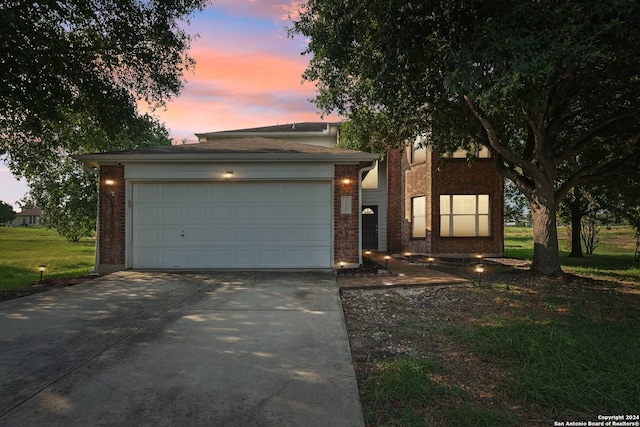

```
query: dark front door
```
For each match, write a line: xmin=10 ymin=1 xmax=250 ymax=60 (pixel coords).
xmin=362 ymin=205 xmax=378 ymax=250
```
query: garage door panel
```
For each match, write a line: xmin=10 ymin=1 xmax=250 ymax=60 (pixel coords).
xmin=210 ymin=206 xmax=231 ymax=220
xmin=161 ymin=206 xmax=182 ymax=222
xmin=186 ymin=206 xmax=206 ymax=221
xmin=235 ymin=206 xmax=255 ymax=220
xmin=132 ymin=182 xmax=332 ymax=268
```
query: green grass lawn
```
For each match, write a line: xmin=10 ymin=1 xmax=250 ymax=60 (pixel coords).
xmin=0 ymin=227 xmax=95 ymax=290
xmin=505 ymin=225 xmax=640 ymax=282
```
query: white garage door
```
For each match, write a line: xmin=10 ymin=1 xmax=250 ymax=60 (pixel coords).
xmin=131 ymin=182 xmax=332 ymax=269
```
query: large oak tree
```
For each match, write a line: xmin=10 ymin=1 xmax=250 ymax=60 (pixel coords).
xmin=1 ymin=0 xmax=206 ymax=238
xmin=1 ymin=0 xmax=205 ymax=164
xmin=291 ymin=0 xmax=640 ymax=275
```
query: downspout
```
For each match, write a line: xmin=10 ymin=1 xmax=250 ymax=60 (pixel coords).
xmin=358 ymin=160 xmax=377 ymax=265
xmin=83 ymin=165 xmax=100 ymax=274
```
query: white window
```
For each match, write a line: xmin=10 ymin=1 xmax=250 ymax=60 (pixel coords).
xmin=440 ymin=194 xmax=490 ymax=237
xmin=412 ymin=196 xmax=426 ymax=238
xmin=362 ymin=161 xmax=379 ymax=189
xmin=444 ymin=145 xmax=491 ymax=159
xmin=411 ymin=135 xmax=427 ymax=163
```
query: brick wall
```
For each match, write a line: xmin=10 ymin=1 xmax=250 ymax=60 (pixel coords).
xmin=334 ymin=164 xmax=361 ymax=266
xmin=98 ymin=165 xmax=126 ymax=270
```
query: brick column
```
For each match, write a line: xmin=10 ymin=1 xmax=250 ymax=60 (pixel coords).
xmin=98 ymin=165 xmax=125 ymax=272
xmin=334 ymin=164 xmax=360 ymax=267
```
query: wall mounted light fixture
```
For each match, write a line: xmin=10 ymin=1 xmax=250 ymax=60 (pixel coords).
xmin=223 ymin=171 xmax=234 ymax=179
xmin=342 ymin=178 xmax=351 ymax=185
xmin=104 ymin=179 xmax=115 ymax=186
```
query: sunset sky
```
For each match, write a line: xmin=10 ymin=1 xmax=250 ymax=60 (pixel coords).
xmin=1 ymin=0 xmax=340 ymax=208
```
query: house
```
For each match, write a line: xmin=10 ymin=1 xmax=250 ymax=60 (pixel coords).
xmin=199 ymin=123 xmax=504 ymax=258
xmin=77 ymin=137 xmax=378 ymax=273
xmin=77 ymin=122 xmax=503 ymax=274
xmin=5 ymin=208 xmax=42 ymax=227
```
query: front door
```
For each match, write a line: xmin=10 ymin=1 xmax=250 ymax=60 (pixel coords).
xmin=362 ymin=205 xmax=378 ymax=250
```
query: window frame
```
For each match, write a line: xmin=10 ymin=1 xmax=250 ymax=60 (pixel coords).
xmin=411 ymin=195 xmax=426 ymax=239
xmin=439 ymin=194 xmax=490 ymax=237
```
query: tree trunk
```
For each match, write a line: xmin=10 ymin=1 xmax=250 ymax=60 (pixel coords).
xmin=530 ymin=190 xmax=563 ymax=276
xmin=567 ymin=198 xmax=584 ymax=257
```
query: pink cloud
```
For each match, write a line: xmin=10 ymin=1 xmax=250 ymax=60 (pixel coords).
xmin=151 ymin=0 xmax=341 ymax=138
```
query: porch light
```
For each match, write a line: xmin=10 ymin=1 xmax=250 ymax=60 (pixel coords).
xmin=104 ymin=179 xmax=115 ymax=186
xmin=342 ymin=178 xmax=351 ymax=185
xmin=38 ymin=265 xmax=46 ymax=281
xmin=223 ymin=171 xmax=234 ymax=179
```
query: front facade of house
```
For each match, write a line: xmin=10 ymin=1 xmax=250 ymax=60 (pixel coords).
xmin=80 ymin=122 xmax=503 ymax=274
xmin=200 ymin=123 xmax=504 ymax=258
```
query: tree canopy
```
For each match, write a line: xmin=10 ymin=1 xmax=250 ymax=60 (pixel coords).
xmin=0 ymin=201 xmax=16 ymax=224
xmin=1 ymin=0 xmax=206 ymax=162
xmin=292 ymin=0 xmax=640 ymax=275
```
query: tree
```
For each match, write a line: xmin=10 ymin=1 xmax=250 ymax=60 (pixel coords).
xmin=0 ymin=201 xmax=16 ymax=224
xmin=1 ymin=0 xmax=206 ymax=168
xmin=17 ymin=114 xmax=171 ymax=241
xmin=291 ymin=0 xmax=640 ymax=275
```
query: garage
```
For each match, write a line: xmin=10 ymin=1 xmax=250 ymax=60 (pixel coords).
xmin=131 ymin=181 xmax=332 ymax=269
xmin=78 ymin=136 xmax=378 ymax=273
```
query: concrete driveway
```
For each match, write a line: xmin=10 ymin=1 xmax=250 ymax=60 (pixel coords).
xmin=0 ymin=271 xmax=364 ymax=426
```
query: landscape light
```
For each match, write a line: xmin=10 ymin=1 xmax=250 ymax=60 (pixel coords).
xmin=38 ymin=265 xmax=46 ymax=281
xmin=475 ymin=264 xmax=485 ymax=286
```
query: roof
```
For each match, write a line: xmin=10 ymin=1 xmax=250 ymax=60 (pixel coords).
xmin=17 ymin=208 xmax=42 ymax=216
xmin=195 ymin=122 xmax=341 ymax=140
xmin=76 ymin=137 xmax=378 ymax=167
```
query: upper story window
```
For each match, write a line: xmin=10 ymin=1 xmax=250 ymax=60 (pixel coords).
xmin=411 ymin=135 xmax=428 ymax=164
xmin=444 ymin=144 xmax=490 ymax=159
xmin=362 ymin=161 xmax=379 ymax=189
xmin=440 ymin=194 xmax=490 ymax=237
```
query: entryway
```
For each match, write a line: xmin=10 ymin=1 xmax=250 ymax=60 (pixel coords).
xmin=362 ymin=205 xmax=378 ymax=250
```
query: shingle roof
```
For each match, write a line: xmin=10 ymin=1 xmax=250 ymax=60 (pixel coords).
xmin=77 ymin=137 xmax=378 ymax=166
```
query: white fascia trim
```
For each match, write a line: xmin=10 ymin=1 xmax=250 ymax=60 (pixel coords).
xmin=76 ymin=153 xmax=379 ymax=168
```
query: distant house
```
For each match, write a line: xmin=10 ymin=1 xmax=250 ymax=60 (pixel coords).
xmin=77 ymin=121 xmax=504 ymax=274
xmin=5 ymin=208 xmax=42 ymax=227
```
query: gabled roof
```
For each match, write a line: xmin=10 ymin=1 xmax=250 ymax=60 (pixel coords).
xmin=77 ymin=137 xmax=377 ymax=167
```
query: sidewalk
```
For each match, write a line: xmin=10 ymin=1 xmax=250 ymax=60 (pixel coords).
xmin=336 ymin=252 xmax=471 ymax=289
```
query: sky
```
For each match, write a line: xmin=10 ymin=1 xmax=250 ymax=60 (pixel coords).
xmin=0 ymin=0 xmax=341 ymax=209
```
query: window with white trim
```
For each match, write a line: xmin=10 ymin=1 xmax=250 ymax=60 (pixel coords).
xmin=411 ymin=135 xmax=427 ymax=163
xmin=440 ymin=194 xmax=490 ymax=237
xmin=362 ymin=161 xmax=379 ymax=189
xmin=412 ymin=196 xmax=426 ymax=238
